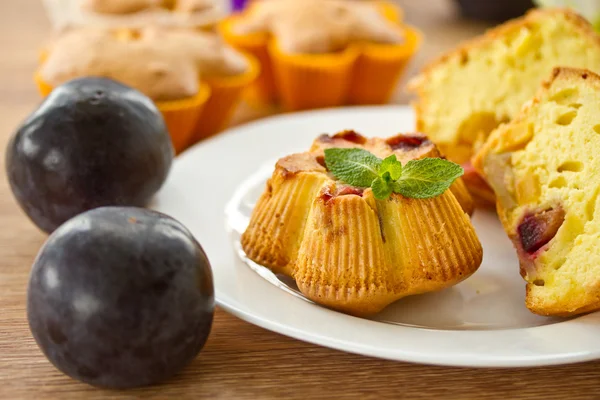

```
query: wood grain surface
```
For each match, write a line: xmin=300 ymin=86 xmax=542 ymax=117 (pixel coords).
xmin=2 ymin=1 xmax=600 ymax=399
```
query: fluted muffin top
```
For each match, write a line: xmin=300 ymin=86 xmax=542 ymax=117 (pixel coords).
xmin=40 ymin=28 xmax=248 ymax=101
xmin=276 ymin=131 xmax=437 ymax=190
xmin=310 ymin=130 xmax=437 ymax=163
xmin=278 ymin=131 xmax=438 ymax=179
xmin=84 ymin=0 xmax=214 ymax=15
xmin=233 ymin=0 xmax=404 ymax=54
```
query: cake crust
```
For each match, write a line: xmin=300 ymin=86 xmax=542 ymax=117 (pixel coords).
xmin=408 ymin=8 xmax=600 ymax=208
xmin=408 ymin=9 xmax=600 ymax=92
xmin=475 ymin=67 xmax=600 ymax=317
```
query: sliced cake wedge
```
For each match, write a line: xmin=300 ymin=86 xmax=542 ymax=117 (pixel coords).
xmin=474 ymin=67 xmax=600 ymax=316
xmin=409 ymin=8 xmax=600 ymax=206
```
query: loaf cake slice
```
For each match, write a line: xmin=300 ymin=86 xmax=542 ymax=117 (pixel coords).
xmin=474 ymin=67 xmax=600 ymax=316
xmin=409 ymin=8 xmax=600 ymax=205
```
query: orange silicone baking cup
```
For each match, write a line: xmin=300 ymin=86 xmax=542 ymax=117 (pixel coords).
xmin=158 ymin=84 xmax=211 ymax=153
xmin=34 ymin=71 xmax=211 ymax=154
xmin=269 ymin=41 xmax=359 ymax=111
xmin=189 ymin=54 xmax=260 ymax=144
xmin=220 ymin=1 xmax=419 ymax=109
xmin=376 ymin=0 xmax=404 ymax=23
xmin=219 ymin=17 xmax=277 ymax=104
xmin=348 ymin=26 xmax=422 ymax=105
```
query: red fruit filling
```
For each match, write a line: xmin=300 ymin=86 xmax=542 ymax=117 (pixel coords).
xmin=337 ymin=186 xmax=364 ymax=196
xmin=386 ymin=134 xmax=429 ymax=150
xmin=332 ymin=130 xmax=367 ymax=144
xmin=320 ymin=185 xmax=364 ymax=202
xmin=517 ymin=207 xmax=565 ymax=255
xmin=315 ymin=155 xmax=326 ymax=168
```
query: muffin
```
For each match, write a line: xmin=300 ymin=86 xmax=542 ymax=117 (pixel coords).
xmin=83 ymin=0 xmax=161 ymax=14
xmin=474 ymin=67 xmax=600 ymax=317
xmin=220 ymin=0 xmax=421 ymax=109
xmin=309 ymin=131 xmax=475 ymax=216
xmin=36 ymin=27 xmax=258 ymax=153
xmin=45 ymin=0 xmax=223 ymax=31
xmin=242 ymin=131 xmax=482 ymax=316
xmin=408 ymin=8 xmax=600 ymax=206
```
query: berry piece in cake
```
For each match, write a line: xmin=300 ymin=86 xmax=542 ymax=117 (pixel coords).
xmin=517 ymin=207 xmax=565 ymax=255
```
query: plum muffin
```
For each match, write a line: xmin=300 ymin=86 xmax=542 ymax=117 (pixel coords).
xmin=242 ymin=131 xmax=482 ymax=316
xmin=474 ymin=67 xmax=600 ymax=316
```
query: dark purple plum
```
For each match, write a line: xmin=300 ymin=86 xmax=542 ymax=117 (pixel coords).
xmin=27 ymin=207 xmax=214 ymax=388
xmin=6 ymin=77 xmax=174 ymax=233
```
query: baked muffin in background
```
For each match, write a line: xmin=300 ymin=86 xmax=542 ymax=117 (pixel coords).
xmin=44 ymin=0 xmax=224 ymax=31
xmin=220 ymin=0 xmax=421 ymax=109
xmin=408 ymin=8 xmax=600 ymax=207
xmin=242 ymin=131 xmax=482 ymax=316
xmin=474 ymin=67 xmax=600 ymax=317
xmin=36 ymin=27 xmax=258 ymax=152
xmin=83 ymin=0 xmax=161 ymax=14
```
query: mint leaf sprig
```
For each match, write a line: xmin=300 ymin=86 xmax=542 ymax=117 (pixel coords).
xmin=323 ymin=148 xmax=463 ymax=200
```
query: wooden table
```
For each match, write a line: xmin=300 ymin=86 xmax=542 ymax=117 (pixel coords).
xmin=2 ymin=1 xmax=600 ymax=399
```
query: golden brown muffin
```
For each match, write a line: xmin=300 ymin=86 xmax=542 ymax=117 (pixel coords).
xmin=40 ymin=27 xmax=247 ymax=101
xmin=474 ymin=67 xmax=600 ymax=317
xmin=83 ymin=0 xmax=214 ymax=15
xmin=232 ymin=0 xmax=404 ymax=54
xmin=242 ymin=131 xmax=482 ymax=316
xmin=408 ymin=8 xmax=600 ymax=206
xmin=37 ymin=27 xmax=256 ymax=153
xmin=173 ymin=0 xmax=214 ymax=13
xmin=83 ymin=0 xmax=160 ymax=14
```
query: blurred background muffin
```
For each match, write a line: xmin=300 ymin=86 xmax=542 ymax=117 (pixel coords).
xmin=220 ymin=0 xmax=421 ymax=110
xmin=43 ymin=0 xmax=226 ymax=30
xmin=36 ymin=0 xmax=585 ymax=141
xmin=36 ymin=26 xmax=258 ymax=153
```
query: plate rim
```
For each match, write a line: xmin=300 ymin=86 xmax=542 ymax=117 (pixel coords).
xmin=157 ymin=105 xmax=600 ymax=368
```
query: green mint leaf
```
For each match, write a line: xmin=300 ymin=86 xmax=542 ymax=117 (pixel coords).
xmin=324 ymin=148 xmax=382 ymax=188
xmin=379 ymin=155 xmax=402 ymax=181
xmin=381 ymin=171 xmax=392 ymax=182
xmin=372 ymin=176 xmax=393 ymax=200
xmin=392 ymin=158 xmax=464 ymax=199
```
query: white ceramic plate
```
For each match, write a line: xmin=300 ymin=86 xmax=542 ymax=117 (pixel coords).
xmin=153 ymin=105 xmax=600 ymax=367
